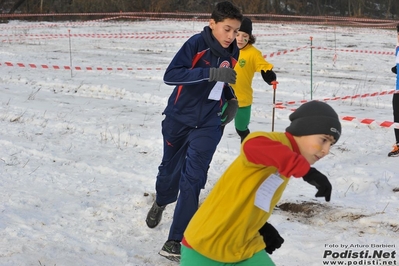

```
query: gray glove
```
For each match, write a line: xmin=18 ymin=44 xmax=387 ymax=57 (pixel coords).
xmin=209 ymin=68 xmax=237 ymax=84
xmin=221 ymin=99 xmax=238 ymax=126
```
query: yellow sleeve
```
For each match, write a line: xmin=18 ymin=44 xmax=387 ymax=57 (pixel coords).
xmin=252 ymin=47 xmax=274 ymax=73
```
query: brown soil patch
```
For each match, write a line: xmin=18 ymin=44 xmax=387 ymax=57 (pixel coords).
xmin=277 ymin=201 xmax=325 ymax=218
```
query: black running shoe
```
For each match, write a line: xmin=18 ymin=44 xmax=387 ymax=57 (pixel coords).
xmin=388 ymin=144 xmax=399 ymax=157
xmin=159 ymin=240 xmax=181 ymax=262
xmin=145 ymin=201 xmax=165 ymax=228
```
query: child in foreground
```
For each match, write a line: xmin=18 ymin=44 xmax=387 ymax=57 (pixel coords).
xmin=180 ymin=101 xmax=342 ymax=265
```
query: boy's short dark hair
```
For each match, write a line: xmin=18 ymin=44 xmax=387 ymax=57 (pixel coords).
xmin=247 ymin=35 xmax=256 ymax=45
xmin=211 ymin=1 xmax=243 ymax=23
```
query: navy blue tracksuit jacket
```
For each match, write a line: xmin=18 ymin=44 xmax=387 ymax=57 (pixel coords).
xmin=155 ymin=26 xmax=239 ymax=242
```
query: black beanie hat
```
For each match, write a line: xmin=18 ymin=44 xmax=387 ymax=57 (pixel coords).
xmin=286 ymin=101 xmax=342 ymax=143
xmin=239 ymin=17 xmax=252 ymax=35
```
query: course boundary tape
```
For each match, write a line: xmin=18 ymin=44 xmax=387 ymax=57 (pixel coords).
xmin=275 ymin=104 xmax=399 ymax=129
xmin=276 ymin=90 xmax=395 ymax=106
xmin=1 ymin=44 xmax=393 ymax=71
xmin=0 ymin=62 xmax=162 ymax=71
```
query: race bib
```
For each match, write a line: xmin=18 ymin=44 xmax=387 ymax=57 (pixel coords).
xmin=254 ymin=173 xmax=284 ymax=213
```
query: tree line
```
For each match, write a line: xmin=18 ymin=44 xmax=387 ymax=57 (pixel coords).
xmin=0 ymin=0 xmax=398 ymax=20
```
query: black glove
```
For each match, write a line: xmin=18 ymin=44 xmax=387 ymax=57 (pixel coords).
xmin=302 ymin=167 xmax=332 ymax=202
xmin=392 ymin=66 xmax=397 ymax=74
xmin=261 ymin=70 xmax=276 ymax=85
xmin=221 ymin=99 xmax=238 ymax=126
xmin=396 ymin=23 xmax=399 ymax=33
xmin=259 ymin=222 xmax=284 ymax=254
xmin=209 ymin=67 xmax=237 ymax=84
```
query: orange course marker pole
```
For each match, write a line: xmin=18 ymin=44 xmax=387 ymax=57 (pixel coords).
xmin=271 ymin=80 xmax=279 ymax=132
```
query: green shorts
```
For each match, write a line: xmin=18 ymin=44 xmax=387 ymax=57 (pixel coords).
xmin=180 ymin=245 xmax=275 ymax=266
xmin=234 ymin=105 xmax=252 ymax=132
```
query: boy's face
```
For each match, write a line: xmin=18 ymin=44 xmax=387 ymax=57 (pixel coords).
xmin=209 ymin=18 xmax=241 ymax=48
xmin=295 ymin=134 xmax=335 ymax=165
xmin=236 ymin=31 xmax=250 ymax=49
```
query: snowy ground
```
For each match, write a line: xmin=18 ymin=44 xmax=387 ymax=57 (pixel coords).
xmin=0 ymin=19 xmax=398 ymax=266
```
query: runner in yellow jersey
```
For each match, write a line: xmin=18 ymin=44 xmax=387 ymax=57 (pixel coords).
xmin=231 ymin=17 xmax=276 ymax=142
xmin=181 ymin=101 xmax=342 ymax=265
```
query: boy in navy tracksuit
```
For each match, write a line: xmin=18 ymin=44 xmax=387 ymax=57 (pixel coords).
xmin=145 ymin=1 xmax=243 ymax=262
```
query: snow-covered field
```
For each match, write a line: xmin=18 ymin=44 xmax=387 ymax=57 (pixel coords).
xmin=0 ymin=18 xmax=398 ymax=266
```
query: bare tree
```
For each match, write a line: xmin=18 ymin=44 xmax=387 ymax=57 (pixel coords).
xmin=9 ymin=0 xmax=26 ymax=13
xmin=0 ymin=0 xmax=397 ymax=18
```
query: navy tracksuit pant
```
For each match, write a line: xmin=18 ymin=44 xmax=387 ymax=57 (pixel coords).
xmin=155 ymin=116 xmax=222 ymax=241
